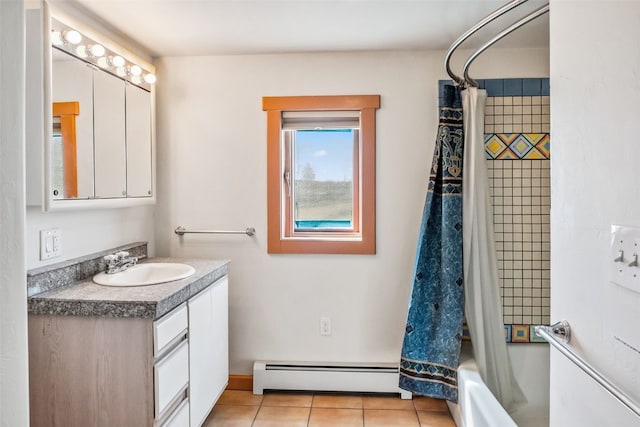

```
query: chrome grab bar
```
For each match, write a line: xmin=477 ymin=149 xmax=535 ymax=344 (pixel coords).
xmin=535 ymin=321 xmax=640 ymax=418
xmin=174 ymin=226 xmax=256 ymax=236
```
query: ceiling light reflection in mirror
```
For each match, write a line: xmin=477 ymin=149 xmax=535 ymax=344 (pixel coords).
xmin=51 ymin=18 xmax=156 ymax=90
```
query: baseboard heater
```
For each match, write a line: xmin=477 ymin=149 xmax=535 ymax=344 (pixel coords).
xmin=253 ymin=361 xmax=412 ymax=399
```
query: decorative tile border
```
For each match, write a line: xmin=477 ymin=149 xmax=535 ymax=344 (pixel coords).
xmin=504 ymin=324 xmax=512 ymax=342
xmin=530 ymin=325 xmax=547 ymax=343
xmin=438 ymin=77 xmax=550 ymax=104
xmin=504 ymin=324 xmax=547 ymax=344
xmin=466 ymin=323 xmax=547 ymax=344
xmin=485 ymin=133 xmax=550 ymax=159
xmin=484 ymin=78 xmax=550 ymax=96
xmin=511 ymin=324 xmax=531 ymax=343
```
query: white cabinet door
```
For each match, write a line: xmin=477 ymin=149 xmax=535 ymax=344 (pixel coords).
xmin=209 ymin=276 xmax=229 ymax=405
xmin=93 ymin=70 xmax=126 ymax=198
xmin=188 ymin=276 xmax=228 ymax=427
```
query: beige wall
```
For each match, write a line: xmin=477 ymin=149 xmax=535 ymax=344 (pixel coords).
xmin=154 ymin=47 xmax=549 ymax=375
xmin=550 ymin=1 xmax=640 ymax=426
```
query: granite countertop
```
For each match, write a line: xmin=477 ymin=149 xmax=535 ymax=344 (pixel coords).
xmin=28 ymin=258 xmax=230 ymax=319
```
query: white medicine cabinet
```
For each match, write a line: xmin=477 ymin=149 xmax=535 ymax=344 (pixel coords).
xmin=26 ymin=2 xmax=156 ymax=211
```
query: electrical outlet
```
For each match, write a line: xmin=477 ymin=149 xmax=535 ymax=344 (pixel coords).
xmin=320 ymin=317 xmax=332 ymax=336
xmin=40 ymin=228 xmax=62 ymax=260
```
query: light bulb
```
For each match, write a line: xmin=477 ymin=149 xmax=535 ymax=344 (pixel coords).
xmin=97 ymin=57 xmax=109 ymax=68
xmin=131 ymin=75 xmax=143 ymax=85
xmin=89 ymin=44 xmax=105 ymax=57
xmin=111 ymin=55 xmax=125 ymax=67
xmin=116 ymin=66 xmax=127 ymax=77
xmin=143 ymin=73 xmax=157 ymax=84
xmin=129 ymin=65 xmax=142 ymax=76
xmin=63 ymin=30 xmax=82 ymax=45
xmin=75 ymin=45 xmax=88 ymax=58
xmin=51 ymin=30 xmax=63 ymax=45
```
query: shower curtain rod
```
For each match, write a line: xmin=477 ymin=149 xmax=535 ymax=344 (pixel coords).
xmin=445 ymin=0 xmax=529 ymax=86
xmin=445 ymin=0 xmax=549 ymax=87
xmin=463 ymin=5 xmax=549 ymax=87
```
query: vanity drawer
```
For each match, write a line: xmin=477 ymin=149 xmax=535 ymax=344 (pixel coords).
xmin=155 ymin=339 xmax=189 ymax=418
xmin=154 ymin=303 xmax=188 ymax=357
xmin=161 ymin=399 xmax=189 ymax=427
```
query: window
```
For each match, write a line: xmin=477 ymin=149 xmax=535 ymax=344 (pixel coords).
xmin=263 ymin=95 xmax=380 ymax=254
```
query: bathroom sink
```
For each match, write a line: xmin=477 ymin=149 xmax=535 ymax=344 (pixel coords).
xmin=93 ymin=263 xmax=196 ymax=287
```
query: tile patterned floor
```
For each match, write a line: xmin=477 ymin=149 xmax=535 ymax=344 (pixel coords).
xmin=203 ymin=390 xmax=456 ymax=427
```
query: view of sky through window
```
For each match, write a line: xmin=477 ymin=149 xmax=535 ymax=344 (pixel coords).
xmin=294 ymin=129 xmax=354 ymax=182
xmin=292 ymin=129 xmax=355 ymax=226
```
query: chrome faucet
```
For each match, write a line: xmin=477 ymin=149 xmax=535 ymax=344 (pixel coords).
xmin=103 ymin=251 xmax=138 ymax=274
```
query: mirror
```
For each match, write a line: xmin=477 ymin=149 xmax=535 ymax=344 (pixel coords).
xmin=125 ymin=84 xmax=153 ymax=197
xmin=47 ymin=16 xmax=154 ymax=208
xmin=51 ymin=48 xmax=94 ymax=199
xmin=91 ymin=61 xmax=127 ymax=198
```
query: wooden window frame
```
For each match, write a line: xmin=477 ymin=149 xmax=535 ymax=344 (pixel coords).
xmin=263 ymin=95 xmax=380 ymax=254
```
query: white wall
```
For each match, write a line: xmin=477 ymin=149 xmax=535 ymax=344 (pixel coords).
xmin=155 ymin=47 xmax=549 ymax=375
xmin=0 ymin=0 xmax=30 ymax=425
xmin=26 ymin=206 xmax=155 ymax=269
xmin=550 ymin=1 xmax=640 ymax=426
xmin=509 ymin=344 xmax=550 ymax=426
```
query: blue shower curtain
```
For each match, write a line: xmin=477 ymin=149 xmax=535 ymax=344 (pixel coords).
xmin=399 ymin=85 xmax=465 ymax=403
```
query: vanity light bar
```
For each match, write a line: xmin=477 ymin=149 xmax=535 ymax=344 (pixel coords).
xmin=51 ymin=18 xmax=155 ymax=91
xmin=50 ymin=29 xmax=81 ymax=45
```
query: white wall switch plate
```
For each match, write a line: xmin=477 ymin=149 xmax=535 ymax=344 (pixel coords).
xmin=40 ymin=228 xmax=62 ymax=260
xmin=610 ymin=225 xmax=640 ymax=294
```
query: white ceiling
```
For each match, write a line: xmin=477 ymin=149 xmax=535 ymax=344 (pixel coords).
xmin=50 ymin=0 xmax=549 ymax=58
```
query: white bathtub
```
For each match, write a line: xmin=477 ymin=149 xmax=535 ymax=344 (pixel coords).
xmin=447 ymin=343 xmax=550 ymax=427
xmin=447 ymin=344 xmax=518 ymax=427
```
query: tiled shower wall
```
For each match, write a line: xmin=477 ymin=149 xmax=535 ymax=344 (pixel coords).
xmin=439 ymin=78 xmax=551 ymax=344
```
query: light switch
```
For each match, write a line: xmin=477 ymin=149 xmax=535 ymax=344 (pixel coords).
xmin=610 ymin=225 xmax=640 ymax=294
xmin=40 ymin=228 xmax=62 ymax=260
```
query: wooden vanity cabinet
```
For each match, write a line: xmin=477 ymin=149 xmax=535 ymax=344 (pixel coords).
xmin=28 ymin=275 xmax=229 ymax=427
xmin=29 ymin=313 xmax=158 ymax=426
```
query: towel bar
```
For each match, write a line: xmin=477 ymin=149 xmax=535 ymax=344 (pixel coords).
xmin=174 ymin=226 xmax=255 ymax=236
xmin=535 ymin=321 xmax=640 ymax=418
